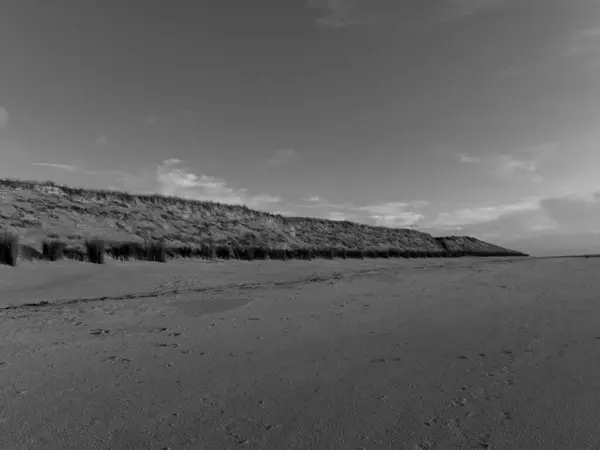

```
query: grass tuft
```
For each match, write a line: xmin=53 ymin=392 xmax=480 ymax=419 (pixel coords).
xmin=146 ymin=240 xmax=167 ymax=263
xmin=0 ymin=231 xmax=19 ymax=266
xmin=42 ymin=239 xmax=65 ymax=261
xmin=85 ymin=239 xmax=106 ymax=264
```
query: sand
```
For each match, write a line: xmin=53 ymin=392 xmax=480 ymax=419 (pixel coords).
xmin=1 ymin=256 xmax=600 ymax=449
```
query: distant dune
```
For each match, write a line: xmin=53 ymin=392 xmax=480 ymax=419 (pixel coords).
xmin=0 ymin=179 xmax=527 ymax=258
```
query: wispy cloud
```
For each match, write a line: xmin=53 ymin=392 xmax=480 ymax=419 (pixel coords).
xmin=31 ymin=162 xmax=80 ymax=172
xmin=94 ymin=135 xmax=110 ymax=147
xmin=355 ymin=201 xmax=427 ymax=227
xmin=0 ymin=106 xmax=9 ymax=128
xmin=457 ymin=143 xmax=555 ymax=183
xmin=493 ymin=143 xmax=555 ymax=183
xmin=456 ymin=153 xmax=480 ymax=163
xmin=433 ymin=0 xmax=505 ymax=24
xmin=423 ymin=189 xmax=600 ymax=254
xmin=307 ymin=0 xmax=504 ymax=29
xmin=298 ymin=195 xmax=350 ymax=210
xmin=570 ymin=26 xmax=600 ymax=54
xmin=266 ymin=148 xmax=299 ymax=167
xmin=156 ymin=159 xmax=281 ymax=209
xmin=328 ymin=211 xmax=353 ymax=221
xmin=297 ymin=195 xmax=427 ymax=227
xmin=245 ymin=194 xmax=282 ymax=209
xmin=145 ymin=115 xmax=161 ymax=125
xmin=539 ymin=191 xmax=600 ymax=232
xmin=493 ymin=154 xmax=543 ymax=182
xmin=426 ymin=197 xmax=541 ymax=230
xmin=307 ymin=0 xmax=371 ymax=29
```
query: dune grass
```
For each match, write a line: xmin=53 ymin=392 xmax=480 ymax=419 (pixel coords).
xmin=0 ymin=231 xmax=19 ymax=266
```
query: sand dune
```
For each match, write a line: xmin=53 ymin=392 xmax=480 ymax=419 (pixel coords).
xmin=1 ymin=256 xmax=600 ymax=449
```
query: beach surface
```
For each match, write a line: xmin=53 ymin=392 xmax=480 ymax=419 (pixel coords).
xmin=1 ymin=256 xmax=599 ymax=449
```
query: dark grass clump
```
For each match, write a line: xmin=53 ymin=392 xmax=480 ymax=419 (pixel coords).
xmin=42 ymin=239 xmax=65 ymax=261
xmin=252 ymin=246 xmax=269 ymax=260
xmin=215 ymin=244 xmax=233 ymax=260
xmin=146 ymin=240 xmax=167 ymax=262
xmin=107 ymin=241 xmax=147 ymax=261
xmin=85 ymin=239 xmax=106 ymax=264
xmin=0 ymin=231 xmax=19 ymax=266
xmin=243 ymin=246 xmax=255 ymax=260
xmin=348 ymin=248 xmax=365 ymax=259
xmin=202 ymin=243 xmax=217 ymax=260
xmin=364 ymin=248 xmax=377 ymax=259
xmin=376 ymin=248 xmax=390 ymax=259
xmin=63 ymin=246 xmax=86 ymax=261
xmin=270 ymin=248 xmax=287 ymax=261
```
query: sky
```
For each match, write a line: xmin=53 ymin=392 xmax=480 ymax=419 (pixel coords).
xmin=1 ymin=0 xmax=599 ymax=256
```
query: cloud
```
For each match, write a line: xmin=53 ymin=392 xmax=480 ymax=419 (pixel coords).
xmin=307 ymin=0 xmax=371 ymax=29
xmin=426 ymin=198 xmax=541 ymax=230
xmin=245 ymin=194 xmax=282 ymax=209
xmin=539 ymin=192 xmax=600 ymax=232
xmin=456 ymin=153 xmax=480 ymax=163
xmin=94 ymin=135 xmax=110 ymax=147
xmin=493 ymin=154 xmax=543 ymax=182
xmin=31 ymin=163 xmax=80 ymax=172
xmin=423 ymin=190 xmax=600 ymax=255
xmin=298 ymin=195 xmax=427 ymax=227
xmin=354 ymin=201 xmax=427 ymax=227
xmin=307 ymin=0 xmax=504 ymax=29
xmin=0 ymin=107 xmax=9 ymax=128
xmin=266 ymin=148 xmax=299 ymax=167
xmin=493 ymin=144 xmax=555 ymax=182
xmin=457 ymin=143 xmax=555 ymax=183
xmin=328 ymin=211 xmax=353 ymax=221
xmin=145 ymin=115 xmax=161 ymax=125
xmin=570 ymin=27 xmax=600 ymax=54
xmin=298 ymin=195 xmax=350 ymax=210
xmin=156 ymin=159 xmax=281 ymax=209
xmin=433 ymin=0 xmax=505 ymax=24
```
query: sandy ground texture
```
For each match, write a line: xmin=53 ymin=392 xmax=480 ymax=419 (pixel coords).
xmin=1 ymin=256 xmax=600 ymax=449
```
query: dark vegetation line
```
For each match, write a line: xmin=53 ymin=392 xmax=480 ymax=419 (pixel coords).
xmin=1 ymin=232 xmax=523 ymax=267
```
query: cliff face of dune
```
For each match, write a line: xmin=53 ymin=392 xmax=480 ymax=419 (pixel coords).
xmin=0 ymin=179 xmax=528 ymax=256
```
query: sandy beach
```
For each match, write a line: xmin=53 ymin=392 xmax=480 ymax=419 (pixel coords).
xmin=1 ymin=256 xmax=599 ymax=449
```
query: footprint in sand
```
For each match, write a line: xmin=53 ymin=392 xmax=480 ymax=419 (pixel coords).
xmin=90 ymin=328 xmax=110 ymax=336
xmin=424 ymin=418 xmax=438 ymax=427
xmin=103 ymin=356 xmax=132 ymax=363
xmin=157 ymin=343 xmax=179 ymax=349
xmin=149 ymin=327 xmax=168 ymax=333
xmin=369 ymin=358 xmax=387 ymax=364
xmin=450 ymin=398 xmax=468 ymax=407
xmin=478 ymin=434 xmax=493 ymax=448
